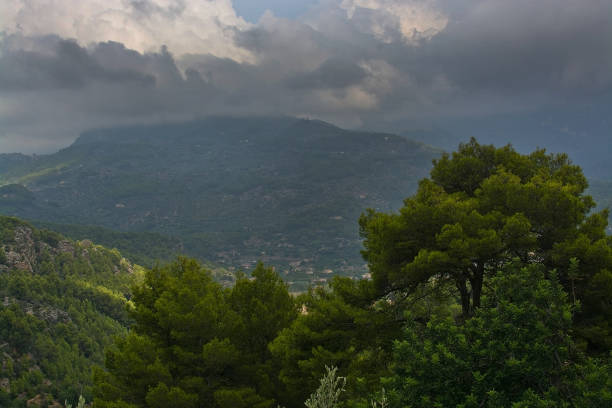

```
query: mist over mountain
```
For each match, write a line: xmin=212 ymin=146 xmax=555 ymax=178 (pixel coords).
xmin=0 ymin=117 xmax=438 ymax=289
xmin=2 ymin=1 xmax=611 ymax=156
xmin=396 ymin=92 xmax=612 ymax=180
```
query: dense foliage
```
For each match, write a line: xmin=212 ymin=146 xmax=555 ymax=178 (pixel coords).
xmin=31 ymin=221 xmax=184 ymax=268
xmin=0 ymin=216 xmax=138 ymax=407
xmin=390 ymin=263 xmax=612 ymax=407
xmin=94 ymin=259 xmax=612 ymax=408
xmin=360 ymin=139 xmax=612 ymax=352
xmin=93 ymin=259 xmax=296 ymax=408
xmin=270 ymin=277 xmax=401 ymax=407
xmin=3 ymin=138 xmax=612 ymax=407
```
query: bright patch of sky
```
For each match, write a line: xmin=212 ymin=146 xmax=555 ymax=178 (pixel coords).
xmin=232 ymin=0 xmax=320 ymax=22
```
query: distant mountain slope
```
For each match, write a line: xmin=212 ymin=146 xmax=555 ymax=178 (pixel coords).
xmin=30 ymin=221 xmax=184 ymax=268
xmin=0 ymin=117 xmax=439 ymax=288
xmin=0 ymin=215 xmax=139 ymax=406
xmin=0 ymin=154 xmax=33 ymax=175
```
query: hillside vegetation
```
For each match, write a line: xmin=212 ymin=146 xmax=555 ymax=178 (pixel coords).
xmin=29 ymin=222 xmax=183 ymax=268
xmin=0 ymin=216 xmax=143 ymax=407
xmin=1 ymin=139 xmax=611 ymax=407
xmin=93 ymin=140 xmax=612 ymax=408
xmin=0 ymin=117 xmax=439 ymax=289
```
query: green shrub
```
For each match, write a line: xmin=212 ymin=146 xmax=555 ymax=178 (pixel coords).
xmin=304 ymin=366 xmax=346 ymax=408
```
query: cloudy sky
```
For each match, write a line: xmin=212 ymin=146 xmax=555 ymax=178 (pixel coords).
xmin=1 ymin=0 xmax=611 ymax=153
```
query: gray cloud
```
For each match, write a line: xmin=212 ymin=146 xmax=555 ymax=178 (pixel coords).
xmin=0 ymin=38 xmax=157 ymax=92
xmin=286 ymin=58 xmax=368 ymax=89
xmin=420 ymin=0 xmax=612 ymax=94
xmin=1 ymin=0 xmax=612 ymax=153
xmin=128 ymin=0 xmax=188 ymax=18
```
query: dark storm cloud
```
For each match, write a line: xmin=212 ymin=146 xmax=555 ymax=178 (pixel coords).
xmin=1 ymin=0 xmax=612 ymax=153
xmin=0 ymin=36 xmax=155 ymax=91
xmin=286 ymin=58 xmax=368 ymax=89
xmin=0 ymin=35 xmax=222 ymax=153
xmin=417 ymin=0 xmax=612 ymax=95
xmin=330 ymin=0 xmax=612 ymax=123
xmin=236 ymin=0 xmax=612 ymax=117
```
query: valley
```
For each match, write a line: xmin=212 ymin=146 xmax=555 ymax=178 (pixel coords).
xmin=0 ymin=117 xmax=439 ymax=290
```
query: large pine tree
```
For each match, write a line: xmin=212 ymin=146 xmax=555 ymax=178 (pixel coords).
xmin=359 ymin=139 xmax=612 ymax=352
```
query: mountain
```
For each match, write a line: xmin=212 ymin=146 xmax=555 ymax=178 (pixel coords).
xmin=0 ymin=154 xmax=33 ymax=174
xmin=0 ymin=215 xmax=138 ymax=407
xmin=0 ymin=117 xmax=439 ymax=289
xmin=401 ymin=128 xmax=458 ymax=152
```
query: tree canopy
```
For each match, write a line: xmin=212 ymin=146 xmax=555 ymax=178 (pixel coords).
xmin=270 ymin=277 xmax=401 ymax=407
xmin=359 ymin=138 xmax=612 ymax=351
xmin=390 ymin=263 xmax=612 ymax=407
xmin=88 ymin=139 xmax=612 ymax=408
xmin=93 ymin=259 xmax=296 ymax=408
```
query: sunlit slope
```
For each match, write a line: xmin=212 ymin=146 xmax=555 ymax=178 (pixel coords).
xmin=0 ymin=215 xmax=140 ymax=406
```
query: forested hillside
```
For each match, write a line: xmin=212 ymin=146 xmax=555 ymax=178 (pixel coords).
xmin=0 ymin=117 xmax=438 ymax=289
xmin=91 ymin=140 xmax=612 ymax=408
xmin=1 ymin=140 xmax=611 ymax=408
xmin=29 ymin=222 xmax=183 ymax=268
xmin=0 ymin=216 xmax=140 ymax=407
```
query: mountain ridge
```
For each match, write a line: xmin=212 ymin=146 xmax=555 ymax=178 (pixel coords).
xmin=0 ymin=117 xmax=439 ymax=289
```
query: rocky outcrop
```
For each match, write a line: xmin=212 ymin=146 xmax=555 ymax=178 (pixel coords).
xmin=11 ymin=226 xmax=37 ymax=272
xmin=1 ymin=225 xmax=44 ymax=273
xmin=0 ymin=377 xmax=9 ymax=392
xmin=2 ymin=297 xmax=71 ymax=323
xmin=0 ymin=222 xmax=124 ymax=278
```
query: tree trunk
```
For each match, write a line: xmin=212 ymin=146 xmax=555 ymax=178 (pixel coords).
xmin=457 ymin=279 xmax=471 ymax=318
xmin=470 ymin=262 xmax=485 ymax=311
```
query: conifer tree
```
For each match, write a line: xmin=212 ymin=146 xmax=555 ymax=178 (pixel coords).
xmin=359 ymin=139 xmax=612 ymax=351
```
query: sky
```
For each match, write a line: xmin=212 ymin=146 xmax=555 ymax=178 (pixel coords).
xmin=1 ymin=0 xmax=611 ymax=153
xmin=233 ymin=0 xmax=320 ymax=22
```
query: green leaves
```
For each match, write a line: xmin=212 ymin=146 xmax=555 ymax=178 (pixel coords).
xmin=94 ymin=258 xmax=297 ymax=407
xmin=213 ymin=387 xmax=275 ymax=408
xmin=360 ymin=138 xmax=612 ymax=341
xmin=0 ymin=217 xmax=136 ymax=405
xmin=145 ymin=383 xmax=197 ymax=408
xmin=304 ymin=366 xmax=346 ymax=408
xmin=229 ymin=264 xmax=297 ymax=356
xmin=390 ymin=264 xmax=611 ymax=408
xmin=270 ymin=278 xmax=401 ymax=407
